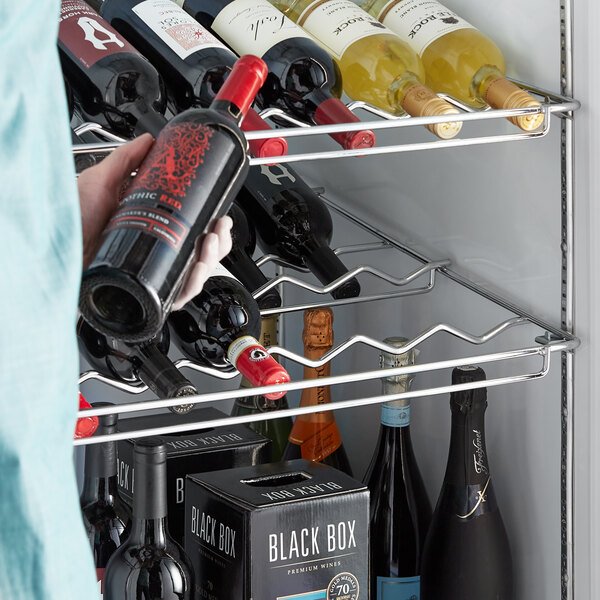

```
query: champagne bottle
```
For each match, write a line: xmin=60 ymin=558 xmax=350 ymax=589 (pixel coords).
xmin=222 ymin=202 xmax=282 ymax=310
xmin=95 ymin=0 xmax=288 ymax=158
xmin=420 ymin=365 xmax=514 ymax=599
xmin=282 ymin=307 xmax=352 ymax=475
xmin=58 ymin=0 xmax=167 ymax=137
xmin=104 ymin=438 xmax=194 ymax=599
xmin=237 ymin=163 xmax=361 ymax=300
xmin=169 ymin=265 xmax=291 ymax=400
xmin=353 ymin=0 xmax=543 ymax=131
xmin=79 ymin=55 xmax=268 ymax=343
xmin=231 ymin=314 xmax=293 ymax=460
xmin=77 ymin=318 xmax=196 ymax=413
xmin=176 ymin=0 xmax=376 ymax=150
xmin=364 ymin=337 xmax=431 ymax=599
xmin=80 ymin=404 xmax=132 ymax=595
xmin=268 ymin=0 xmax=462 ymax=139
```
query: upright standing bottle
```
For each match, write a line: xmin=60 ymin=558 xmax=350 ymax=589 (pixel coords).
xmin=282 ymin=307 xmax=352 ymax=475
xmin=80 ymin=405 xmax=132 ymax=596
xmin=104 ymin=438 xmax=194 ymax=599
xmin=268 ymin=0 xmax=462 ymax=139
xmin=352 ymin=0 xmax=544 ymax=131
xmin=364 ymin=338 xmax=431 ymax=600
xmin=420 ymin=365 xmax=514 ymax=599
xmin=231 ymin=314 xmax=293 ymax=460
xmin=79 ymin=55 xmax=268 ymax=343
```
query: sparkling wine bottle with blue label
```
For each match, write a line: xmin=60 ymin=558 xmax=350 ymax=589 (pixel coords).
xmin=364 ymin=337 xmax=432 ymax=600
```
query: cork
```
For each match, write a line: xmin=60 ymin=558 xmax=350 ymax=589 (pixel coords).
xmin=402 ymin=83 xmax=463 ymax=139
xmin=483 ymin=77 xmax=544 ymax=131
xmin=303 ymin=307 xmax=334 ymax=350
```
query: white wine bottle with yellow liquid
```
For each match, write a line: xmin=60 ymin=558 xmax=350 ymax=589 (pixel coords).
xmin=268 ymin=0 xmax=462 ymax=139
xmin=352 ymin=0 xmax=544 ymax=131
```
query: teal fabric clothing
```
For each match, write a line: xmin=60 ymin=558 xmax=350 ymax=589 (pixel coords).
xmin=0 ymin=1 xmax=99 ymax=598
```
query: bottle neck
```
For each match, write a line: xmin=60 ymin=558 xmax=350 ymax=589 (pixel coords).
xmin=380 ymin=377 xmax=413 ymax=428
xmin=129 ymin=517 xmax=169 ymax=549
xmin=127 ymin=98 xmax=168 ymax=138
xmin=81 ymin=438 xmax=118 ymax=504
xmin=80 ymin=474 xmax=119 ymax=505
xmin=298 ymin=346 xmax=333 ymax=417
xmin=132 ymin=454 xmax=168 ymax=522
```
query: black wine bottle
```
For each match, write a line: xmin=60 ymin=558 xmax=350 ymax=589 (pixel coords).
xmin=104 ymin=438 xmax=194 ymax=599
xmin=58 ymin=0 xmax=167 ymax=138
xmin=420 ymin=365 xmax=514 ymax=600
xmin=282 ymin=307 xmax=352 ymax=475
xmin=238 ymin=163 xmax=361 ymax=299
xmin=78 ymin=317 xmax=195 ymax=413
xmin=364 ymin=337 xmax=432 ymax=599
xmin=179 ymin=0 xmax=376 ymax=150
xmin=95 ymin=0 xmax=288 ymax=158
xmin=169 ymin=265 xmax=290 ymax=399
xmin=222 ymin=202 xmax=282 ymax=309
xmin=79 ymin=54 xmax=268 ymax=343
xmin=80 ymin=404 xmax=132 ymax=595
xmin=231 ymin=314 xmax=292 ymax=460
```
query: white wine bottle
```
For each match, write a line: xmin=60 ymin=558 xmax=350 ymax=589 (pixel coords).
xmin=269 ymin=0 xmax=462 ymax=139
xmin=353 ymin=0 xmax=543 ymax=131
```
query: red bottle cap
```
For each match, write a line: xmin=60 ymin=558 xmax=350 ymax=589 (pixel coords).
xmin=227 ymin=336 xmax=291 ymax=400
xmin=314 ymin=97 xmax=376 ymax=150
xmin=242 ymin=108 xmax=289 ymax=159
xmin=75 ymin=392 xmax=99 ymax=439
xmin=216 ymin=55 xmax=269 ymax=118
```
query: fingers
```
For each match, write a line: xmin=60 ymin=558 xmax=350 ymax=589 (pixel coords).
xmin=210 ymin=215 xmax=233 ymax=260
xmin=171 ymin=259 xmax=211 ymax=311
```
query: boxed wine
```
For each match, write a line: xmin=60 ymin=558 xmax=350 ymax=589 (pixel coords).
xmin=116 ymin=407 xmax=272 ymax=544
xmin=185 ymin=459 xmax=369 ymax=600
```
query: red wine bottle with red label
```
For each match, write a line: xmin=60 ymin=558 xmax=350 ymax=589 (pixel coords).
xmin=420 ymin=366 xmax=514 ymax=600
xmin=223 ymin=202 xmax=282 ymax=309
xmin=179 ymin=0 xmax=376 ymax=150
xmin=80 ymin=405 xmax=132 ymax=596
xmin=237 ymin=163 xmax=361 ymax=299
xmin=94 ymin=0 xmax=288 ymax=158
xmin=169 ymin=265 xmax=290 ymax=400
xmin=77 ymin=318 xmax=195 ymax=413
xmin=104 ymin=438 xmax=194 ymax=599
xmin=79 ymin=55 xmax=268 ymax=343
xmin=58 ymin=0 xmax=167 ymax=137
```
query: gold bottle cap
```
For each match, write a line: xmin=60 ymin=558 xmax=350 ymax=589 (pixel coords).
xmin=483 ymin=77 xmax=544 ymax=131
xmin=402 ymin=83 xmax=463 ymax=140
xmin=303 ymin=307 xmax=334 ymax=350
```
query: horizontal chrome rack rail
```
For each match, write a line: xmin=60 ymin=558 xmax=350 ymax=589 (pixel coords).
xmin=71 ymin=81 xmax=579 ymax=166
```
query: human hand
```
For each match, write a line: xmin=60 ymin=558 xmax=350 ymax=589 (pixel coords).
xmin=77 ymin=134 xmax=233 ymax=307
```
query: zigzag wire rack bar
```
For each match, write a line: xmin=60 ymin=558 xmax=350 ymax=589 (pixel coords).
xmin=71 ymin=80 xmax=579 ymax=165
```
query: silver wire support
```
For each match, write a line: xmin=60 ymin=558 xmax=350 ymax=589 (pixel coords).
xmin=71 ymin=81 xmax=579 ymax=166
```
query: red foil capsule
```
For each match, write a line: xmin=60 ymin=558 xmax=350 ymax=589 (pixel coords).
xmin=75 ymin=392 xmax=99 ymax=439
xmin=228 ymin=335 xmax=290 ymax=400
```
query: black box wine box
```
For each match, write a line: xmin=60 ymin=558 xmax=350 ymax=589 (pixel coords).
xmin=116 ymin=407 xmax=272 ymax=544
xmin=185 ymin=459 xmax=369 ymax=600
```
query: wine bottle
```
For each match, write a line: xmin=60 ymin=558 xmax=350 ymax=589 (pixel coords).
xmin=282 ymin=307 xmax=352 ymax=475
xmin=420 ymin=365 xmax=514 ymax=599
xmin=104 ymin=438 xmax=194 ymax=599
xmin=78 ymin=317 xmax=196 ymax=413
xmin=76 ymin=392 xmax=100 ymax=439
xmin=58 ymin=0 xmax=168 ymax=138
xmin=169 ymin=265 xmax=291 ymax=400
xmin=80 ymin=404 xmax=132 ymax=595
xmin=79 ymin=54 xmax=268 ymax=343
xmin=353 ymin=0 xmax=543 ymax=131
xmin=95 ymin=0 xmax=288 ymax=158
xmin=237 ymin=163 xmax=361 ymax=300
xmin=268 ymin=0 xmax=462 ymax=139
xmin=176 ymin=0 xmax=376 ymax=150
xmin=222 ymin=202 xmax=282 ymax=309
xmin=231 ymin=314 xmax=293 ymax=460
xmin=364 ymin=337 xmax=432 ymax=599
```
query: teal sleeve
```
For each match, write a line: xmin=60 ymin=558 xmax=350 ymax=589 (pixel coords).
xmin=0 ymin=1 xmax=99 ymax=598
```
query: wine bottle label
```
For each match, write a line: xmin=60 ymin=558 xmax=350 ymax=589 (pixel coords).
xmin=132 ymin=0 xmax=227 ymax=60
xmin=381 ymin=403 xmax=410 ymax=427
xmin=228 ymin=335 xmax=268 ymax=366
xmin=210 ymin=262 xmax=240 ymax=281
xmin=59 ymin=0 xmax=140 ymax=68
xmin=439 ymin=479 xmax=498 ymax=520
xmin=298 ymin=0 xmax=394 ymax=60
xmin=288 ymin=420 xmax=343 ymax=461
xmin=376 ymin=0 xmax=475 ymax=57
xmin=376 ymin=575 xmax=420 ymax=599
xmin=212 ymin=0 xmax=313 ymax=59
